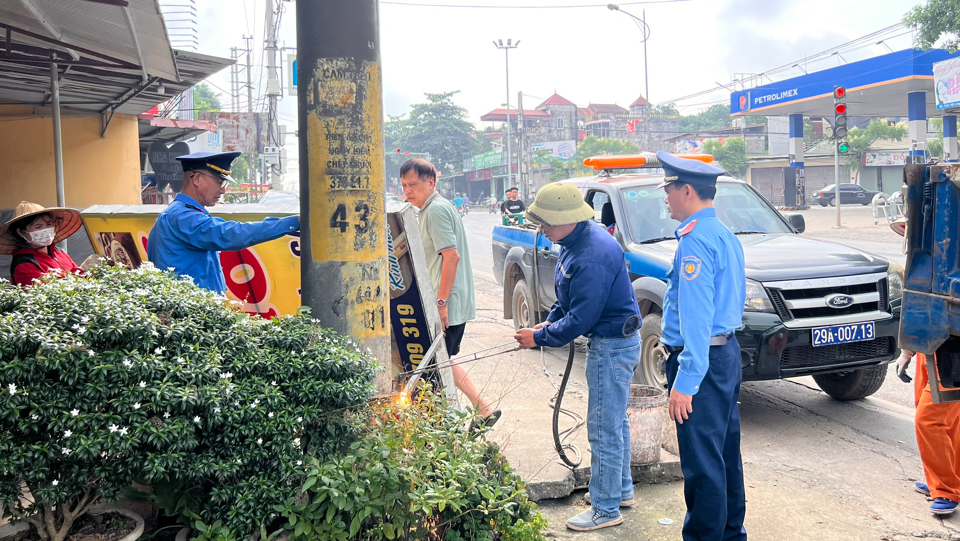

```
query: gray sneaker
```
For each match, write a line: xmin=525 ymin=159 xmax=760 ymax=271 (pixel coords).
xmin=565 ymin=509 xmax=623 ymax=531
xmin=584 ymin=492 xmax=636 ymax=508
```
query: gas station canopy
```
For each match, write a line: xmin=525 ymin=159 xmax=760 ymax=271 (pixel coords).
xmin=730 ymin=49 xmax=960 ymax=119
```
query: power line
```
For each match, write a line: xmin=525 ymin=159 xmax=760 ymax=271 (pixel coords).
xmin=381 ymin=0 xmax=692 ymax=7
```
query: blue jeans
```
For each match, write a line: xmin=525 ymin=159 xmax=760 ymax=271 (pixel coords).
xmin=585 ymin=332 xmax=640 ymax=518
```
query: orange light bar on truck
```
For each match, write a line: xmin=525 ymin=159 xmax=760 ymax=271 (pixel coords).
xmin=583 ymin=154 xmax=715 ymax=171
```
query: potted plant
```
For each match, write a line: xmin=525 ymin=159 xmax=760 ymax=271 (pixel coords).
xmin=0 ymin=265 xmax=377 ymax=541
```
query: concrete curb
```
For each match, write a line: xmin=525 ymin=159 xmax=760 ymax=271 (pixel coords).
xmin=525 ymin=451 xmax=683 ymax=502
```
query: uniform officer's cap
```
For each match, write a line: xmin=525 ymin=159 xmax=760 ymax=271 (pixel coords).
xmin=656 ymin=150 xmax=726 ymax=189
xmin=177 ymin=151 xmax=242 ymax=182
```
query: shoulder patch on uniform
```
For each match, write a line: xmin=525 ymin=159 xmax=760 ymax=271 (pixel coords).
xmin=678 ymin=219 xmax=698 ymax=237
xmin=681 ymin=255 xmax=701 ymax=280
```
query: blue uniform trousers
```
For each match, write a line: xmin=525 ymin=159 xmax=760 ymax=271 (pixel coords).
xmin=666 ymin=338 xmax=747 ymax=541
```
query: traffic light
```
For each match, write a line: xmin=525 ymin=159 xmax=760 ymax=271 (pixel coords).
xmin=833 ymin=86 xmax=848 ymax=139
xmin=838 ymin=141 xmax=849 ymax=154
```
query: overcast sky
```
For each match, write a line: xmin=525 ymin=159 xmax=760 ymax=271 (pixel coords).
xmin=186 ymin=0 xmax=918 ymax=183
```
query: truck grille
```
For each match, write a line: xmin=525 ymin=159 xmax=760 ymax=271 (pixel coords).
xmin=762 ymin=272 xmax=890 ymax=329
xmin=780 ymin=337 xmax=896 ymax=370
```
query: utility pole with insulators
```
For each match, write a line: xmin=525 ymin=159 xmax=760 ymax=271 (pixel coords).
xmin=264 ymin=0 xmax=282 ymax=188
xmin=833 ymin=86 xmax=847 ymax=227
xmin=296 ymin=0 xmax=390 ymax=389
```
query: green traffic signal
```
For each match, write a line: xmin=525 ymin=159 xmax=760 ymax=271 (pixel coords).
xmin=838 ymin=142 xmax=849 ymax=154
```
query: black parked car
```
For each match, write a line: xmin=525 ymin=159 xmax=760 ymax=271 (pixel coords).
xmin=813 ymin=184 xmax=880 ymax=206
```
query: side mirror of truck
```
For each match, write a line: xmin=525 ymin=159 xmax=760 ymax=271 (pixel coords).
xmin=785 ymin=213 xmax=805 ymax=233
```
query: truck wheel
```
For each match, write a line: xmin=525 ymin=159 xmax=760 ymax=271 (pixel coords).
xmin=636 ymin=313 xmax=668 ymax=389
xmin=512 ymin=279 xmax=537 ymax=332
xmin=812 ymin=365 xmax=887 ymax=400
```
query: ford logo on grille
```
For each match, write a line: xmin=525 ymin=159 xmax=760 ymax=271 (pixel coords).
xmin=826 ymin=294 xmax=854 ymax=308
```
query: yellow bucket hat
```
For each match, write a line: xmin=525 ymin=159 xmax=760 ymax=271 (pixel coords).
xmin=524 ymin=182 xmax=594 ymax=226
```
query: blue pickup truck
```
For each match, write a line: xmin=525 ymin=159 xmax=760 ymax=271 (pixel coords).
xmin=493 ymin=167 xmax=904 ymax=400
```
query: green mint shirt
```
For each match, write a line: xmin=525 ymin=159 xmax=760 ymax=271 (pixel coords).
xmin=417 ymin=193 xmax=476 ymax=327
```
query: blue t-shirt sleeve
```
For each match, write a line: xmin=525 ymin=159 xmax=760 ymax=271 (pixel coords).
xmin=534 ymin=261 xmax=613 ymax=348
xmin=673 ymin=235 xmax=717 ymax=396
xmin=170 ymin=212 xmax=300 ymax=252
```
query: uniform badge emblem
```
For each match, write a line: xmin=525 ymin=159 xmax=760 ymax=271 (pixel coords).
xmin=681 ymin=256 xmax=701 ymax=280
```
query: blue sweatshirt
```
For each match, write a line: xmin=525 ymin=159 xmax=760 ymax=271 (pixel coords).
xmin=533 ymin=221 xmax=641 ymax=348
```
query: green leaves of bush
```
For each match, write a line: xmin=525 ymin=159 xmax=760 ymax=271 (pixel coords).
xmin=0 ymin=265 xmax=377 ymax=538
xmin=279 ymin=389 xmax=547 ymax=541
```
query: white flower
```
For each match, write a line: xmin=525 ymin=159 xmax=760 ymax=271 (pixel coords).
xmin=108 ymin=424 xmax=119 ymax=433
xmin=119 ymin=427 xmax=128 ymax=436
xmin=193 ymin=416 xmax=201 ymax=423
xmin=52 ymin=480 xmax=58 ymax=486
xmin=133 ymin=402 xmax=141 ymax=410
xmin=268 ymin=412 xmax=274 ymax=418
xmin=177 ymin=357 xmax=186 ymax=365
xmin=214 ymin=407 xmax=221 ymax=414
xmin=123 ymin=360 xmax=133 ymax=368
xmin=270 ymin=380 xmax=277 ymax=386
xmin=62 ymin=448 xmax=71 ymax=455
xmin=219 ymin=372 xmax=233 ymax=380
xmin=30 ymin=414 xmax=38 ymax=420
xmin=138 ymin=381 xmax=147 ymax=388
xmin=252 ymin=399 xmax=260 ymax=407
xmin=87 ymin=350 xmax=95 ymax=357
xmin=155 ymin=347 xmax=165 ymax=355
xmin=297 ymin=417 xmax=303 ymax=423
xmin=257 ymin=438 xmax=263 ymax=445
xmin=163 ymin=412 xmax=170 ymax=419
xmin=296 ymin=460 xmax=302 ymax=466
xmin=7 ymin=383 xmax=15 ymax=395
xmin=293 ymin=437 xmax=301 ymax=448
xmin=64 ymin=430 xmax=72 ymax=438
xmin=70 ymin=409 xmax=79 ymax=417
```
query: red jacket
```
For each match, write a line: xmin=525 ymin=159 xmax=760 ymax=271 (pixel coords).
xmin=10 ymin=247 xmax=81 ymax=287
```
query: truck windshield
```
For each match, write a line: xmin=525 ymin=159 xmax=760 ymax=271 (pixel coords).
xmin=618 ymin=182 xmax=794 ymax=243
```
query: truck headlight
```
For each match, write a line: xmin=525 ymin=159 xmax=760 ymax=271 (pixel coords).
xmin=887 ymin=262 xmax=904 ymax=302
xmin=745 ymin=279 xmax=774 ymax=312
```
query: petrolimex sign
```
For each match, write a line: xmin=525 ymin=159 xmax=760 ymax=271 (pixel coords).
xmin=934 ymin=57 xmax=960 ymax=110
xmin=731 ymin=87 xmax=799 ymax=113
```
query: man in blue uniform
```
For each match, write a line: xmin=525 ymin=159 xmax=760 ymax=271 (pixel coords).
xmin=148 ymin=152 xmax=300 ymax=294
xmin=513 ymin=182 xmax=641 ymax=532
xmin=657 ymin=151 xmax=747 ymax=541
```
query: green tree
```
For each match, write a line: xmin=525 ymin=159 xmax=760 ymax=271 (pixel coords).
xmin=386 ymin=91 xmax=480 ymax=175
xmin=193 ymin=82 xmax=222 ymax=115
xmin=841 ymin=120 xmax=908 ymax=182
xmin=679 ymin=104 xmax=733 ymax=132
xmin=652 ymin=102 xmax=680 ymax=116
xmin=572 ymin=136 xmax=640 ymax=175
xmin=929 ymin=118 xmax=945 ymax=158
xmin=904 ymin=0 xmax=960 ymax=51
xmin=703 ymin=138 xmax=748 ymax=179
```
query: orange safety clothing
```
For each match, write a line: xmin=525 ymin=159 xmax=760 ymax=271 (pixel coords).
xmin=915 ymin=353 xmax=960 ymax=502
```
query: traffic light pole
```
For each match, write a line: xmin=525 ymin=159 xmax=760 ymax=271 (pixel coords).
xmin=296 ymin=0 xmax=390 ymax=390
xmin=834 ymin=141 xmax=841 ymax=227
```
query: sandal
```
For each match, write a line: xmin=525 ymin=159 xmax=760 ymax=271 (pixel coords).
xmin=469 ymin=409 xmax=502 ymax=434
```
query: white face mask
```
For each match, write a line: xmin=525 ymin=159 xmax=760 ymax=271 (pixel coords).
xmin=26 ymin=227 xmax=56 ymax=247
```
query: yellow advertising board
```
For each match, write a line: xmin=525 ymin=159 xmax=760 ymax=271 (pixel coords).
xmin=81 ymin=204 xmax=302 ymax=318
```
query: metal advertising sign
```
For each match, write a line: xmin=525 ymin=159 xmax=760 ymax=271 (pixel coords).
xmin=934 ymin=57 xmax=960 ymax=110
xmin=146 ymin=141 xmax=190 ymax=192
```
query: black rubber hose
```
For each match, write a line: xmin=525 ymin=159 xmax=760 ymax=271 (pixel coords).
xmin=553 ymin=341 xmax=582 ymax=468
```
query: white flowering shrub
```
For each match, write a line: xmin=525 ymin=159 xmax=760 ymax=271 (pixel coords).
xmin=0 ymin=265 xmax=377 ymax=541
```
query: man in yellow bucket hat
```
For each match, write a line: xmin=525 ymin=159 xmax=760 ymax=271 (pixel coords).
xmin=514 ymin=182 xmax=641 ymax=532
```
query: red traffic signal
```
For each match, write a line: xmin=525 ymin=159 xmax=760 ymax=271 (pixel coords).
xmin=835 ymin=103 xmax=847 ymax=115
xmin=396 ymin=149 xmax=402 ymax=153
xmin=405 ymin=152 xmax=410 ymax=156
xmin=834 ymin=87 xmax=846 ymax=99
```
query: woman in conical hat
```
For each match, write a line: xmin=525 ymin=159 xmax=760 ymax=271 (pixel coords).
xmin=0 ymin=201 xmax=89 ymax=287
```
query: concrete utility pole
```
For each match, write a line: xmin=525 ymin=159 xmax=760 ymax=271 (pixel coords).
xmin=264 ymin=0 xmax=281 ymax=188
xmin=517 ymin=91 xmax=525 ymax=197
xmin=230 ymin=47 xmax=238 ymax=112
xmin=297 ymin=0 xmax=390 ymax=384
xmin=242 ymin=35 xmax=258 ymax=194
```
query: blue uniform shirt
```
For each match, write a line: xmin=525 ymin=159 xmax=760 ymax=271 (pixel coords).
xmin=661 ymin=207 xmax=746 ymax=396
xmin=147 ymin=194 xmax=300 ymax=294
xmin=534 ymin=221 xmax=640 ymax=348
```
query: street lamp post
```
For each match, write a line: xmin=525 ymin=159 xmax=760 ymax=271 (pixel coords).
xmin=493 ymin=39 xmax=519 ymax=189
xmin=608 ymin=4 xmax=650 ymax=105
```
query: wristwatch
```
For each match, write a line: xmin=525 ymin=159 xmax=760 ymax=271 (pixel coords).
xmin=437 ymin=298 xmax=447 ymax=307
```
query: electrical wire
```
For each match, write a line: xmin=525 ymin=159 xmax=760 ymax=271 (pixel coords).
xmin=381 ymin=0 xmax=692 ymax=7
